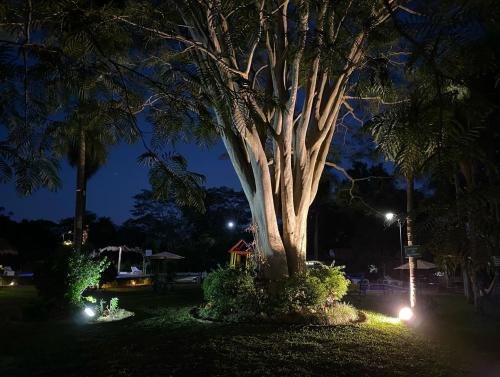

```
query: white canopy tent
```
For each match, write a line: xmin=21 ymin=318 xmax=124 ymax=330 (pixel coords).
xmin=97 ymin=245 xmax=143 ymax=275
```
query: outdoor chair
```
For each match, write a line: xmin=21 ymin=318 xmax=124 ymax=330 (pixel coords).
xmin=130 ymin=266 xmax=142 ymax=275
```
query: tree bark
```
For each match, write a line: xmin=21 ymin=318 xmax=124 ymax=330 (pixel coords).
xmin=460 ymin=161 xmax=483 ymax=312
xmin=221 ymin=130 xmax=288 ymax=279
xmin=462 ymin=261 xmax=472 ymax=300
xmin=73 ymin=126 xmax=86 ymax=251
xmin=126 ymin=1 xmax=394 ymax=278
xmin=406 ymin=175 xmax=416 ymax=308
xmin=454 ymin=173 xmax=472 ymax=300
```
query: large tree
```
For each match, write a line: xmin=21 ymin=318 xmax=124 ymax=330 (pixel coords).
xmin=112 ymin=0 xmax=410 ymax=277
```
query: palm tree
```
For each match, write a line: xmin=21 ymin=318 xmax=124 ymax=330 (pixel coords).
xmin=54 ymin=100 xmax=137 ymax=250
xmin=0 ymin=1 xmax=209 ymax=253
xmin=367 ymin=86 xmax=435 ymax=308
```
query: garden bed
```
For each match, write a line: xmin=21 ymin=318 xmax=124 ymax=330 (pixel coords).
xmin=93 ymin=308 xmax=135 ymax=322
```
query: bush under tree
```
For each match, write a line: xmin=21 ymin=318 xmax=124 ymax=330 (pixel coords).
xmin=66 ymin=251 xmax=109 ymax=306
xmin=201 ymin=267 xmax=260 ymax=321
xmin=201 ymin=265 xmax=353 ymax=323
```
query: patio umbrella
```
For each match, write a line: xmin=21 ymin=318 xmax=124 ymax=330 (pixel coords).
xmin=394 ymin=260 xmax=437 ymax=270
xmin=149 ymin=251 xmax=184 ymax=260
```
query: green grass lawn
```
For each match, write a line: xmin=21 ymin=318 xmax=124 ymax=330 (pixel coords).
xmin=1 ymin=286 xmax=494 ymax=377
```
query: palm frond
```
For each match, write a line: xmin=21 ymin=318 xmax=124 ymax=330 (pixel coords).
xmin=138 ymin=151 xmax=206 ymax=212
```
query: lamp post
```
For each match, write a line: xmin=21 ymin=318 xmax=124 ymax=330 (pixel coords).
xmin=385 ymin=213 xmax=404 ymax=268
xmin=385 ymin=211 xmax=417 ymax=309
xmin=227 ymin=221 xmax=235 ymax=229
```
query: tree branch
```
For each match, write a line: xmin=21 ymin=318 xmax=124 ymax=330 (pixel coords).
xmin=113 ymin=15 xmax=246 ymax=78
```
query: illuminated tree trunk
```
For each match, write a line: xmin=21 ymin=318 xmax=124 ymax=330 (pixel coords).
xmin=406 ymin=175 xmax=416 ymax=308
xmin=119 ymin=1 xmax=401 ymax=278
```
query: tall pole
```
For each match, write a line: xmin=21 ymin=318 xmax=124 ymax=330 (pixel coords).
xmin=406 ymin=176 xmax=416 ymax=308
xmin=117 ymin=247 xmax=122 ymax=275
xmin=398 ymin=220 xmax=404 ymax=264
xmin=398 ymin=220 xmax=404 ymax=281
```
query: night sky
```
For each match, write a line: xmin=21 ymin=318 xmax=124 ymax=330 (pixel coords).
xmin=0 ymin=140 xmax=241 ymax=224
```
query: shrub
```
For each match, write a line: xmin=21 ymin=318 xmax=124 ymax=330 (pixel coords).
xmin=66 ymin=252 xmax=109 ymax=306
xmin=35 ymin=248 xmax=108 ymax=309
xmin=309 ymin=265 xmax=350 ymax=302
xmin=273 ymin=273 xmax=327 ymax=313
xmin=201 ymin=267 xmax=259 ymax=320
xmin=306 ymin=302 xmax=359 ymax=325
xmin=109 ymin=297 xmax=119 ymax=315
xmin=199 ymin=264 xmax=352 ymax=324
xmin=325 ymin=302 xmax=359 ymax=325
xmin=271 ymin=266 xmax=349 ymax=314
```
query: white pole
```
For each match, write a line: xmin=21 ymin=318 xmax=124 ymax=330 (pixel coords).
xmin=409 ymin=256 xmax=416 ymax=308
xmin=117 ymin=247 xmax=122 ymax=275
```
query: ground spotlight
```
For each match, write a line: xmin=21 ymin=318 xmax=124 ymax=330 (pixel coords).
xmin=84 ymin=307 xmax=96 ymax=318
xmin=398 ymin=306 xmax=413 ymax=321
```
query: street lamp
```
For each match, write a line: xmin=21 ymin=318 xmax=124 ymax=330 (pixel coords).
xmin=385 ymin=212 xmax=417 ymax=309
xmin=227 ymin=221 xmax=235 ymax=229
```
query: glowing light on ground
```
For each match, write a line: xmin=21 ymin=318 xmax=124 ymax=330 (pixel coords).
xmin=398 ymin=307 xmax=413 ymax=321
xmin=84 ymin=307 xmax=95 ymax=317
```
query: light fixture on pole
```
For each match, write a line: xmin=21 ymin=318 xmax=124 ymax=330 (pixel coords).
xmin=227 ymin=221 xmax=235 ymax=229
xmin=385 ymin=211 xmax=417 ymax=309
xmin=385 ymin=212 xmax=404 ymax=270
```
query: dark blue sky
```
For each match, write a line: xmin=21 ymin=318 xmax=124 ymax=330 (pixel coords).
xmin=0 ymin=140 xmax=241 ymax=224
